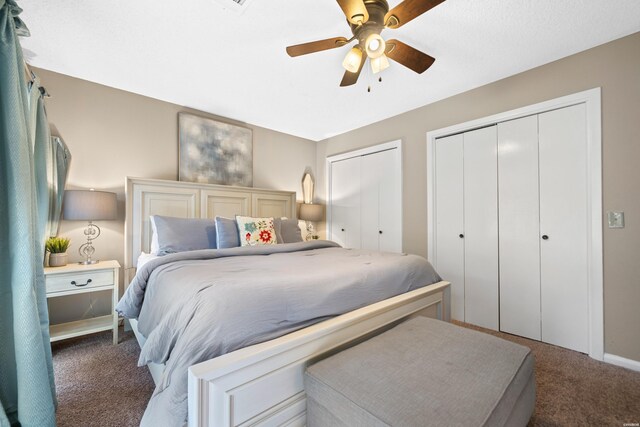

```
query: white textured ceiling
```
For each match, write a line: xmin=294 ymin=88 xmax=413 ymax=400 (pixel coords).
xmin=19 ymin=0 xmax=640 ymax=141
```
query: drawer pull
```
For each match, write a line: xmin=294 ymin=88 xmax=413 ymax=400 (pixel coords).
xmin=71 ymin=279 xmax=92 ymax=287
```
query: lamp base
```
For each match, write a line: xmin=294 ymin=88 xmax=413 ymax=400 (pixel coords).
xmin=79 ymin=226 xmax=100 ymax=266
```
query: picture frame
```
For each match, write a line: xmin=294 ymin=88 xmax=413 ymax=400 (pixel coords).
xmin=178 ymin=113 xmax=253 ymax=187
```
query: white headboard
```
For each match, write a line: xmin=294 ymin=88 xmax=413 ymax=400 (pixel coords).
xmin=124 ymin=177 xmax=297 ymax=272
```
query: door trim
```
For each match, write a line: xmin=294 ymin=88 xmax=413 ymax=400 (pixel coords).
xmin=326 ymin=139 xmax=403 ymax=250
xmin=426 ymin=88 xmax=603 ymax=360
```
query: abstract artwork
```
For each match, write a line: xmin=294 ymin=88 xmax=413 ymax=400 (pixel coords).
xmin=178 ymin=113 xmax=253 ymax=186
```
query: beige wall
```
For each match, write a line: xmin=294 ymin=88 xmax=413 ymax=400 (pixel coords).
xmin=318 ymin=32 xmax=640 ymax=361
xmin=35 ymin=67 xmax=318 ymax=323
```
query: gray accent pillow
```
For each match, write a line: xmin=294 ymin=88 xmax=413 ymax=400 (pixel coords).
xmin=215 ymin=216 xmax=240 ymax=248
xmin=278 ymin=218 xmax=304 ymax=243
xmin=150 ymin=215 xmax=216 ymax=255
xmin=273 ymin=218 xmax=283 ymax=243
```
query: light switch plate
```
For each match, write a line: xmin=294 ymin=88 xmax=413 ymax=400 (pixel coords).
xmin=607 ymin=211 xmax=625 ymax=229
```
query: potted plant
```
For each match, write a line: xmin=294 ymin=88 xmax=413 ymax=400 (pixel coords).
xmin=46 ymin=236 xmax=71 ymax=267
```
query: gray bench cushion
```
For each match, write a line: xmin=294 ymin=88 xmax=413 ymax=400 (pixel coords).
xmin=304 ymin=317 xmax=535 ymax=427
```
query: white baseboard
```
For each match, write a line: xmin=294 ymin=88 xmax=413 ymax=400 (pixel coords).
xmin=603 ymin=353 xmax=640 ymax=372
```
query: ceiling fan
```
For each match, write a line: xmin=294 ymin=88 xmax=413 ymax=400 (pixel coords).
xmin=286 ymin=0 xmax=445 ymax=87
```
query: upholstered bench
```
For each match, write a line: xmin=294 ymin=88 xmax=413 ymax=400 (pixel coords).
xmin=304 ymin=316 xmax=535 ymax=427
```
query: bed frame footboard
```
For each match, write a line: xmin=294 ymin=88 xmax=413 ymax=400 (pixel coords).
xmin=187 ymin=280 xmax=450 ymax=427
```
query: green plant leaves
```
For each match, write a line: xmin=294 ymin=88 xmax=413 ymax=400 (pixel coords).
xmin=45 ymin=236 xmax=70 ymax=253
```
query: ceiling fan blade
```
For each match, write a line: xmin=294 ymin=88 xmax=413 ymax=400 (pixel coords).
xmin=385 ymin=39 xmax=435 ymax=74
xmin=336 ymin=0 xmax=369 ymax=25
xmin=340 ymin=52 xmax=366 ymax=86
xmin=286 ymin=37 xmax=349 ymax=57
xmin=385 ymin=0 xmax=445 ymax=29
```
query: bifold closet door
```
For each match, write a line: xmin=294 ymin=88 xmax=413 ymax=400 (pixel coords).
xmin=361 ymin=149 xmax=401 ymax=253
xmin=435 ymin=134 xmax=465 ymax=321
xmin=330 ymin=157 xmax=361 ymax=249
xmin=463 ymin=126 xmax=499 ymax=330
xmin=376 ymin=149 xmax=402 ymax=253
xmin=539 ymin=104 xmax=589 ymax=353
xmin=498 ymin=115 xmax=542 ymax=341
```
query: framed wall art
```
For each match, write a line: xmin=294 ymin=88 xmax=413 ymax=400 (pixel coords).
xmin=178 ymin=113 xmax=253 ymax=187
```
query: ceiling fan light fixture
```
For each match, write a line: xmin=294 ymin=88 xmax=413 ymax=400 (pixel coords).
xmin=286 ymin=0 xmax=445 ymax=87
xmin=371 ymin=54 xmax=390 ymax=74
xmin=365 ymin=33 xmax=386 ymax=59
xmin=342 ymin=46 xmax=363 ymax=73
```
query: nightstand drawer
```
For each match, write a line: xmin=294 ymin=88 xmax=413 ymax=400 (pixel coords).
xmin=46 ymin=270 xmax=113 ymax=294
xmin=44 ymin=260 xmax=120 ymax=344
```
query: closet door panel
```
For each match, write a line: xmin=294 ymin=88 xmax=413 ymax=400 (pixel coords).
xmin=372 ymin=149 xmax=402 ymax=253
xmin=498 ymin=116 xmax=542 ymax=340
xmin=360 ymin=153 xmax=380 ymax=251
xmin=539 ymin=104 xmax=589 ymax=353
xmin=435 ymin=134 xmax=465 ymax=321
xmin=330 ymin=157 xmax=361 ymax=249
xmin=463 ymin=126 xmax=499 ymax=330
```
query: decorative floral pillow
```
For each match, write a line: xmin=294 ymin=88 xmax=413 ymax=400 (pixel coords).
xmin=236 ymin=216 xmax=278 ymax=246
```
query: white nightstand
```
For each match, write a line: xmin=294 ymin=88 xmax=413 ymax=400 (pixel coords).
xmin=44 ymin=260 xmax=120 ymax=344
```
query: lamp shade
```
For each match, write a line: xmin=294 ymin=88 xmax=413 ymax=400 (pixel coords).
xmin=371 ymin=54 xmax=390 ymax=74
xmin=63 ymin=190 xmax=117 ymax=221
xmin=342 ymin=46 xmax=363 ymax=73
xmin=299 ymin=203 xmax=324 ymax=222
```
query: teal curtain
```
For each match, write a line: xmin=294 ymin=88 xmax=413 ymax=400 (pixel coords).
xmin=45 ymin=136 xmax=71 ymax=239
xmin=0 ymin=0 xmax=57 ymax=426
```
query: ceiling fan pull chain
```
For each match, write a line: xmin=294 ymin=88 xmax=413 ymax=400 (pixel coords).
xmin=368 ymin=75 xmax=382 ymax=92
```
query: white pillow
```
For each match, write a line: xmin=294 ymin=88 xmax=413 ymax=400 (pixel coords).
xmin=137 ymin=251 xmax=159 ymax=269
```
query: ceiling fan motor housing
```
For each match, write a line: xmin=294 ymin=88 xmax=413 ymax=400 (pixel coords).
xmin=350 ymin=0 xmax=389 ymax=47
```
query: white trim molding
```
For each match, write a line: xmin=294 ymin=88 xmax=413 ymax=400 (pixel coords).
xmin=426 ymin=88 xmax=604 ymax=361
xmin=326 ymin=139 xmax=401 ymax=163
xmin=603 ymin=353 xmax=640 ymax=372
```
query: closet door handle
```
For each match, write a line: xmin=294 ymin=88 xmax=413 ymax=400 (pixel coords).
xmin=341 ymin=228 xmax=345 ymax=232
xmin=379 ymin=230 xmax=383 ymax=234
xmin=459 ymin=234 xmax=464 ymax=238
xmin=542 ymin=235 xmax=549 ymax=240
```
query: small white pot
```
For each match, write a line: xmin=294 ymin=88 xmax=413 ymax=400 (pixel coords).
xmin=49 ymin=253 xmax=68 ymax=267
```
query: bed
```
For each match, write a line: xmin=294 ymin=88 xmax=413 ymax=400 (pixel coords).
xmin=120 ymin=177 xmax=450 ymax=427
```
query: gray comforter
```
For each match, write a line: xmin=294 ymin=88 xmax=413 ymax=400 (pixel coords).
xmin=116 ymin=241 xmax=440 ymax=427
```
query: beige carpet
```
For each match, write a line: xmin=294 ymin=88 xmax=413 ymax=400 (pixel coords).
xmin=52 ymin=324 xmax=640 ymax=426
xmin=454 ymin=321 xmax=640 ymax=427
xmin=52 ymin=329 xmax=154 ymax=427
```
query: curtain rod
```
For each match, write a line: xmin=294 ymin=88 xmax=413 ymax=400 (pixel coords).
xmin=24 ymin=61 xmax=34 ymax=82
xmin=23 ymin=61 xmax=51 ymax=98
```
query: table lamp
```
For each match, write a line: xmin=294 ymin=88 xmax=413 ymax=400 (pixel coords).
xmin=62 ymin=189 xmax=117 ymax=264
xmin=299 ymin=203 xmax=324 ymax=240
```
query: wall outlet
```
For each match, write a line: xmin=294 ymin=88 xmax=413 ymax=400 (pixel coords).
xmin=607 ymin=211 xmax=625 ymax=229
